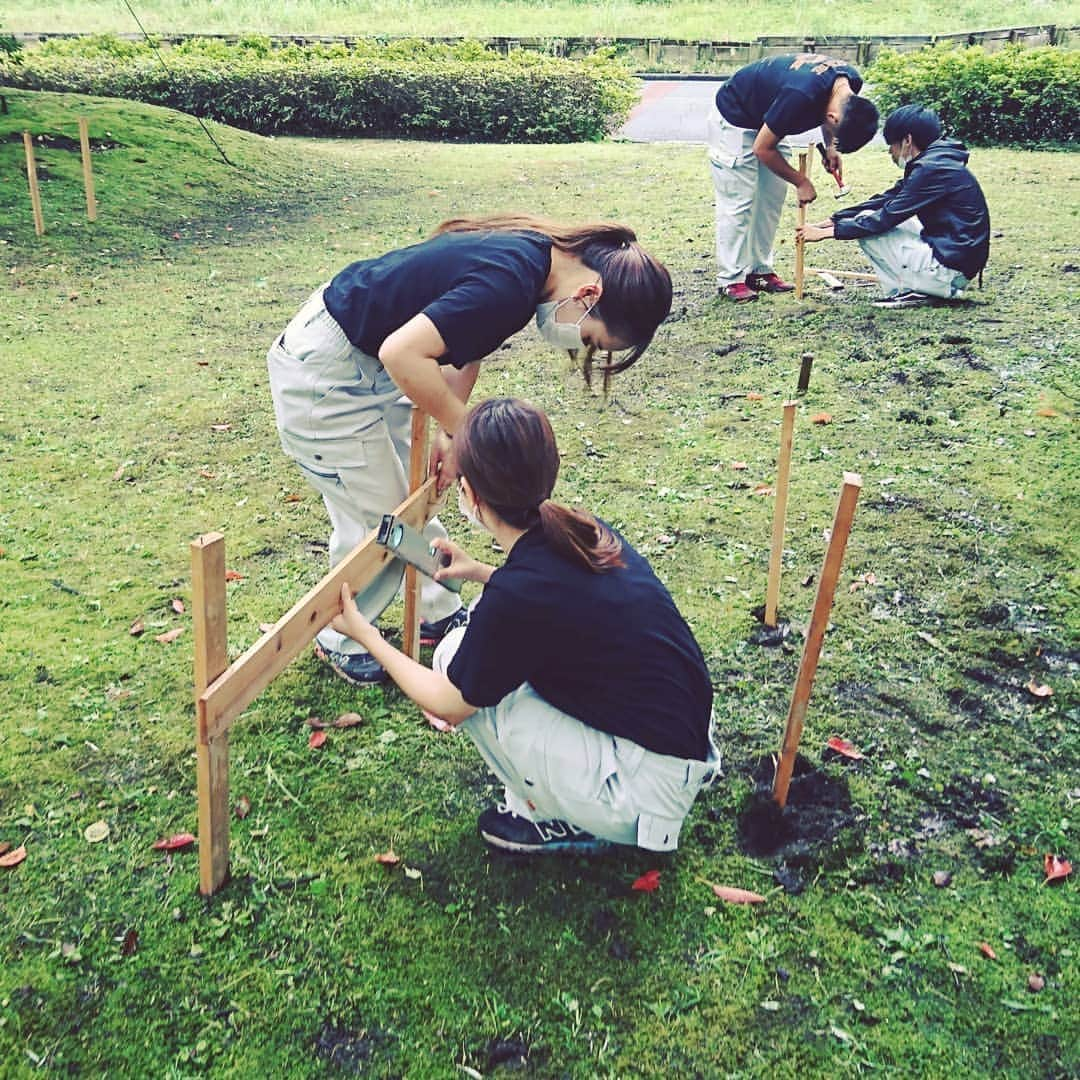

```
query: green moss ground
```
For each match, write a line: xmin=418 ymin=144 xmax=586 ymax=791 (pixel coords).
xmin=0 ymin=90 xmax=1077 ymax=1076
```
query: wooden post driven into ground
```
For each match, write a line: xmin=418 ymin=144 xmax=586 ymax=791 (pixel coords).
xmin=78 ymin=117 xmax=97 ymax=222
xmin=773 ymin=471 xmax=862 ymax=808
xmin=764 ymin=401 xmax=798 ymax=627
xmin=192 ymin=423 xmax=435 ymax=895
xmin=402 ymin=406 xmax=429 ymax=661
xmin=23 ymin=132 xmax=44 ymax=236
xmin=794 ymin=151 xmax=808 ymax=299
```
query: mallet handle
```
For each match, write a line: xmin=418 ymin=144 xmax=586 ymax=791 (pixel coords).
xmin=764 ymin=401 xmax=798 ymax=627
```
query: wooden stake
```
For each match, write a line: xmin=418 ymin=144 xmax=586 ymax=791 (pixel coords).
xmin=192 ymin=533 xmax=230 ymax=896
xmin=78 ymin=117 xmax=97 ymax=222
xmin=794 ymin=151 xmax=808 ymax=299
xmin=23 ymin=132 xmax=45 ymax=236
xmin=773 ymin=472 xmax=862 ymax=807
xmin=402 ymin=406 xmax=428 ymax=661
xmin=764 ymin=401 xmax=798 ymax=627
xmin=797 ymin=352 xmax=814 ymax=394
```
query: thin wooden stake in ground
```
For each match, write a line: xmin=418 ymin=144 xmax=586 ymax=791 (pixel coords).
xmin=402 ymin=407 xmax=428 ymax=661
xmin=794 ymin=151 xmax=808 ymax=299
xmin=797 ymin=351 xmax=814 ymax=394
xmin=764 ymin=401 xmax=798 ymax=627
xmin=23 ymin=132 xmax=45 ymax=236
xmin=773 ymin=471 xmax=862 ymax=807
xmin=78 ymin=116 xmax=97 ymax=222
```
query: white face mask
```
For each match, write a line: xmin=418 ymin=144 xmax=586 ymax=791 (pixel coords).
xmin=535 ymin=295 xmax=594 ymax=353
xmin=457 ymin=485 xmax=485 ymax=530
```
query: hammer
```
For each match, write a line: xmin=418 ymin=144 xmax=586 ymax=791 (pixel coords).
xmin=816 ymin=141 xmax=852 ymax=198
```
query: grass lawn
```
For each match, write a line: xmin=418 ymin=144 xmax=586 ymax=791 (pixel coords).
xmin=1 ymin=89 xmax=1077 ymax=1076
xmin=4 ymin=0 xmax=1080 ymax=41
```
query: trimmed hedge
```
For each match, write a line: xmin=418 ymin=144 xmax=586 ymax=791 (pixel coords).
xmin=0 ymin=35 xmax=638 ymax=142
xmin=868 ymin=45 xmax=1079 ymax=146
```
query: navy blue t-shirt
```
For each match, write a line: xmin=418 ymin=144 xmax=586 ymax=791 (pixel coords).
xmin=323 ymin=230 xmax=552 ymax=369
xmin=447 ymin=525 xmax=713 ymax=761
xmin=715 ymin=54 xmax=862 ymax=137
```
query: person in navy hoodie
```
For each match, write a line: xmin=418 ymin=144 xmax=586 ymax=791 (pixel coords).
xmin=797 ymin=105 xmax=990 ymax=308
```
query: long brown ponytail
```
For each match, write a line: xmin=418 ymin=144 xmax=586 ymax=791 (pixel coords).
xmin=436 ymin=214 xmax=672 ymax=377
xmin=456 ymin=397 xmax=624 ymax=574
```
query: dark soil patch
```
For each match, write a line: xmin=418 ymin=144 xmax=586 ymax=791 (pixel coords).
xmin=486 ymin=1037 xmax=530 ymax=1072
xmin=314 ymin=1022 xmax=393 ymax=1074
xmin=736 ymin=755 xmax=864 ymax=867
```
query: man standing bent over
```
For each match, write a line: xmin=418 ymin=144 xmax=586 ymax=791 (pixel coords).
xmin=708 ymin=53 xmax=879 ymax=301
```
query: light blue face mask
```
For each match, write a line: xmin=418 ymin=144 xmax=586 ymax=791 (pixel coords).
xmin=535 ymin=296 xmax=594 ymax=353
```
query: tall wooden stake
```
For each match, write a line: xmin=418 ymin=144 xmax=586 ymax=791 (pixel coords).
xmin=794 ymin=151 xmax=808 ymax=299
xmin=23 ymin=132 xmax=45 ymax=236
xmin=401 ymin=407 xmax=428 ymax=661
xmin=78 ymin=117 xmax=97 ymax=222
xmin=797 ymin=352 xmax=814 ymax=394
xmin=764 ymin=401 xmax=798 ymax=627
xmin=192 ymin=533 xmax=230 ymax=896
xmin=773 ymin=472 xmax=862 ymax=807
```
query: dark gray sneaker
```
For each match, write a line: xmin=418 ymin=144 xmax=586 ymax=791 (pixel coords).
xmin=314 ymin=643 xmax=387 ymax=685
xmin=419 ymin=606 xmax=469 ymax=646
xmin=477 ymin=803 xmax=612 ymax=855
xmin=873 ymin=290 xmax=931 ymax=309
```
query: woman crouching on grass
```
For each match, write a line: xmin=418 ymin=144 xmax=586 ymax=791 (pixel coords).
xmin=331 ymin=397 xmax=718 ymax=856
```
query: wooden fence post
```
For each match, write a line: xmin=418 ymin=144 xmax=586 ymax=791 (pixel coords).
xmin=402 ymin=407 xmax=428 ymax=661
xmin=78 ymin=117 xmax=97 ymax=222
xmin=23 ymin=132 xmax=45 ymax=236
xmin=794 ymin=151 xmax=808 ymax=299
xmin=764 ymin=401 xmax=798 ymax=627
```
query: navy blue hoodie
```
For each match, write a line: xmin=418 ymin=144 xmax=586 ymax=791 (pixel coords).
xmin=832 ymin=139 xmax=990 ymax=279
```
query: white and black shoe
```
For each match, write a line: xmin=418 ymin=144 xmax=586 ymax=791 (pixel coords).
xmin=419 ymin=606 xmax=469 ymax=646
xmin=477 ymin=804 xmax=612 ymax=856
xmin=873 ymin=290 xmax=932 ymax=309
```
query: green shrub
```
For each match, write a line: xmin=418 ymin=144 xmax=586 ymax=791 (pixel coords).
xmin=2 ymin=35 xmax=638 ymax=142
xmin=868 ymin=45 xmax=1080 ymax=146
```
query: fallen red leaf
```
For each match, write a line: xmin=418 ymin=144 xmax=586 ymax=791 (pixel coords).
xmin=154 ymin=628 xmax=184 ymax=644
xmin=129 ymin=619 xmax=145 ymax=637
xmin=283 ymin=493 xmax=302 ymax=503
xmin=826 ymin=736 xmax=865 ymax=761
xmin=308 ymin=730 xmax=328 ymax=749
xmin=152 ymin=832 xmax=195 ymax=852
xmin=632 ymin=869 xmax=661 ymax=892
xmin=224 ymin=570 xmax=244 ymax=581
xmin=1043 ymin=853 xmax=1072 ymax=884
xmin=811 ymin=412 xmax=833 ymax=425
xmin=1026 ymin=678 xmax=1053 ymax=698
xmin=121 ymin=928 xmax=139 ymax=957
xmin=978 ymin=942 xmax=997 ymax=960
xmin=374 ymin=850 xmax=401 ymax=866
xmin=0 ymin=841 xmax=10 ymax=856
xmin=333 ymin=712 xmax=364 ymax=729
xmin=234 ymin=795 xmax=252 ymax=820
xmin=0 ymin=845 xmax=27 ymax=868
xmin=712 ymin=884 xmax=766 ymax=904
xmin=198 ymin=468 xmax=216 ymax=480
xmin=752 ymin=483 xmax=774 ymax=496
xmin=746 ymin=392 xmax=764 ymax=401
xmin=731 ymin=461 xmax=748 ymax=471
xmin=1035 ymin=407 xmax=1059 ymax=417
xmin=171 ymin=598 xmax=185 ymax=614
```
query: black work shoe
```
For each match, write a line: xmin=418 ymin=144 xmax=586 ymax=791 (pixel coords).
xmin=873 ymin=290 xmax=931 ymax=309
xmin=477 ymin=803 xmax=612 ymax=855
xmin=314 ymin=643 xmax=388 ymax=685
xmin=419 ymin=606 xmax=469 ymax=646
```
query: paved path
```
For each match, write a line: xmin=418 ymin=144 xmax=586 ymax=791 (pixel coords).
xmin=618 ymin=79 xmax=723 ymax=143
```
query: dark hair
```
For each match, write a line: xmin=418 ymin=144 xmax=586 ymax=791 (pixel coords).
xmin=835 ymin=96 xmax=880 ymax=153
xmin=456 ymin=397 xmax=625 ymax=574
xmin=882 ymin=104 xmax=942 ymax=149
xmin=435 ymin=215 xmax=673 ymax=383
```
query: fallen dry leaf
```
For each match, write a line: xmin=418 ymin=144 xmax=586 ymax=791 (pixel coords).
xmin=198 ymin=468 xmax=216 ymax=480
xmin=826 ymin=736 xmax=864 ymax=760
xmin=112 ymin=460 xmax=133 ymax=481
xmin=731 ymin=461 xmax=748 ymax=471
xmin=1028 ymin=973 xmax=1045 ymax=993
xmin=171 ymin=598 xmax=185 ymax=614
xmin=308 ymin=729 xmax=328 ymax=749
xmin=746 ymin=392 xmax=764 ymax=401
xmin=0 ymin=841 xmax=10 ymax=856
xmin=1026 ymin=678 xmax=1053 ymax=698
xmin=932 ymin=870 xmax=953 ymax=888
xmin=234 ymin=795 xmax=252 ymax=820
xmin=129 ymin=618 xmax=145 ymax=637
xmin=306 ymin=716 xmax=329 ymax=730
xmin=210 ymin=423 xmax=232 ymax=432
xmin=283 ymin=493 xmax=302 ymax=503
xmin=224 ymin=570 xmax=244 ymax=582
xmin=712 ymin=884 xmax=766 ymax=904
xmin=152 ymin=832 xmax=195 ymax=852
xmin=0 ymin=845 xmax=27 ymax=868
xmin=1043 ymin=853 xmax=1072 ymax=884
xmin=1035 ymin=407 xmax=1059 ymax=417
xmin=752 ymin=483 xmax=775 ymax=496
xmin=374 ymin=850 xmax=401 ymax=866
xmin=811 ymin=412 xmax=833 ymax=425
xmin=632 ymin=869 xmax=661 ymax=892
xmin=334 ymin=712 xmax=364 ymax=729
xmin=154 ymin=628 xmax=184 ymax=644
xmin=84 ymin=821 xmax=110 ymax=844
xmin=978 ymin=942 xmax=997 ymax=960
xmin=121 ymin=928 xmax=139 ymax=957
